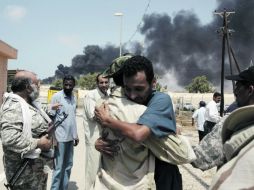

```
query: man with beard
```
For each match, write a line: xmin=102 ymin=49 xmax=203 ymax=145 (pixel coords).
xmin=83 ymin=73 xmax=109 ymax=190
xmin=50 ymin=75 xmax=79 ymax=190
xmin=0 ymin=70 xmax=52 ymax=189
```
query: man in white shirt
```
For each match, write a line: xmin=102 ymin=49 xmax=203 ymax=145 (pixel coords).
xmin=192 ymin=101 xmax=206 ymax=141
xmin=203 ymin=92 xmax=221 ymax=136
xmin=83 ymin=73 xmax=109 ymax=190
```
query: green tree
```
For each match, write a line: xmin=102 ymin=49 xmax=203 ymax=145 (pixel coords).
xmin=78 ymin=73 xmax=98 ymax=90
xmin=155 ymin=82 xmax=168 ymax=92
xmin=154 ymin=75 xmax=168 ymax=92
xmin=51 ymin=79 xmax=63 ymax=89
xmin=185 ymin=75 xmax=214 ymax=93
xmin=155 ymin=82 xmax=162 ymax=91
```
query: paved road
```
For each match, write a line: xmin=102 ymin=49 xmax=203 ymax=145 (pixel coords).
xmin=0 ymin=110 xmax=86 ymax=190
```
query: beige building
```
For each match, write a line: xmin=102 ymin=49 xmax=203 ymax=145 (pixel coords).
xmin=0 ymin=40 xmax=17 ymax=105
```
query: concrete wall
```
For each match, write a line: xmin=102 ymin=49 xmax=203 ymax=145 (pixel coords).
xmin=168 ymin=92 xmax=235 ymax=109
xmin=39 ymin=85 xmax=234 ymax=111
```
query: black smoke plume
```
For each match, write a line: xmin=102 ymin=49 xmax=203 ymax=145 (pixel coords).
xmin=44 ymin=0 xmax=254 ymax=89
xmin=141 ymin=0 xmax=254 ymax=87
xmin=43 ymin=43 xmax=140 ymax=83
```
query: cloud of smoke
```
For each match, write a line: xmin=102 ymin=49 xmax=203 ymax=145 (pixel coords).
xmin=46 ymin=0 xmax=254 ymax=91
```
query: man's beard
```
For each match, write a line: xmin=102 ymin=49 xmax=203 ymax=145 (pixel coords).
xmin=99 ymin=87 xmax=108 ymax=95
xmin=64 ymin=89 xmax=73 ymax=96
xmin=29 ymin=85 xmax=39 ymax=101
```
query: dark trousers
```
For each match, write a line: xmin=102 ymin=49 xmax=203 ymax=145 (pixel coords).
xmin=203 ymin=120 xmax=216 ymax=136
xmin=154 ymin=157 xmax=182 ymax=190
xmin=198 ymin=130 xmax=206 ymax=142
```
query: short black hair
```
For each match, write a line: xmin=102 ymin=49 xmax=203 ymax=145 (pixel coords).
xmin=63 ymin=75 xmax=76 ymax=85
xmin=11 ymin=77 xmax=32 ymax=93
xmin=213 ymin=92 xmax=221 ymax=98
xmin=122 ymin=55 xmax=154 ymax=83
xmin=112 ymin=70 xmax=124 ymax=86
xmin=199 ymin=101 xmax=206 ymax=107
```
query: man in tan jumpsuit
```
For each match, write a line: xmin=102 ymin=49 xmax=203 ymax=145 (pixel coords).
xmin=92 ymin=56 xmax=195 ymax=189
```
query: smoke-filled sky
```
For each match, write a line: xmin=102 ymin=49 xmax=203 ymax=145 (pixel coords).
xmin=142 ymin=0 xmax=254 ymax=91
xmin=2 ymin=0 xmax=254 ymax=91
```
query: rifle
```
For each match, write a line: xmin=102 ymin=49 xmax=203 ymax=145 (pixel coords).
xmin=4 ymin=112 xmax=68 ymax=190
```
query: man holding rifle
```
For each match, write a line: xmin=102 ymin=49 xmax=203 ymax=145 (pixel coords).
xmin=0 ymin=70 xmax=52 ymax=189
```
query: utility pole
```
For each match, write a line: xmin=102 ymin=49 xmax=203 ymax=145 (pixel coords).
xmin=215 ymin=9 xmax=240 ymax=116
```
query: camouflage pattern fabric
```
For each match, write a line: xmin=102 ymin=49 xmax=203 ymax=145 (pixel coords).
xmin=102 ymin=55 xmax=132 ymax=78
xmin=191 ymin=115 xmax=229 ymax=171
xmin=0 ymin=97 xmax=50 ymax=190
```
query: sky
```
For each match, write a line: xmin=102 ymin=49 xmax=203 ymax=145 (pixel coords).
xmin=0 ymin=0 xmax=217 ymax=80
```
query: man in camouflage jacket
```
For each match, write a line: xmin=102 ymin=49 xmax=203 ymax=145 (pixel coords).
xmin=191 ymin=66 xmax=254 ymax=171
xmin=0 ymin=71 xmax=52 ymax=190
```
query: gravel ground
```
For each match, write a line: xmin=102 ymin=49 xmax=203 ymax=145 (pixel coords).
xmin=179 ymin=164 xmax=216 ymax=190
xmin=177 ymin=114 xmax=216 ymax=190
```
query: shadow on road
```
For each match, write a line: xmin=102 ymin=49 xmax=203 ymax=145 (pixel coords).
xmin=68 ymin=181 xmax=78 ymax=190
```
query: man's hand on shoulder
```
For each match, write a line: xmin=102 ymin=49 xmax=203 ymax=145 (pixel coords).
xmin=94 ymin=103 xmax=111 ymax=126
xmin=95 ymin=137 xmax=119 ymax=160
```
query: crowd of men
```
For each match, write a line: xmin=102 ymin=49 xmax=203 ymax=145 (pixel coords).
xmin=0 ymin=54 xmax=254 ymax=190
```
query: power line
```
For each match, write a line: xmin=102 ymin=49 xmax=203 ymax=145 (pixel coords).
xmin=124 ymin=0 xmax=151 ymax=45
